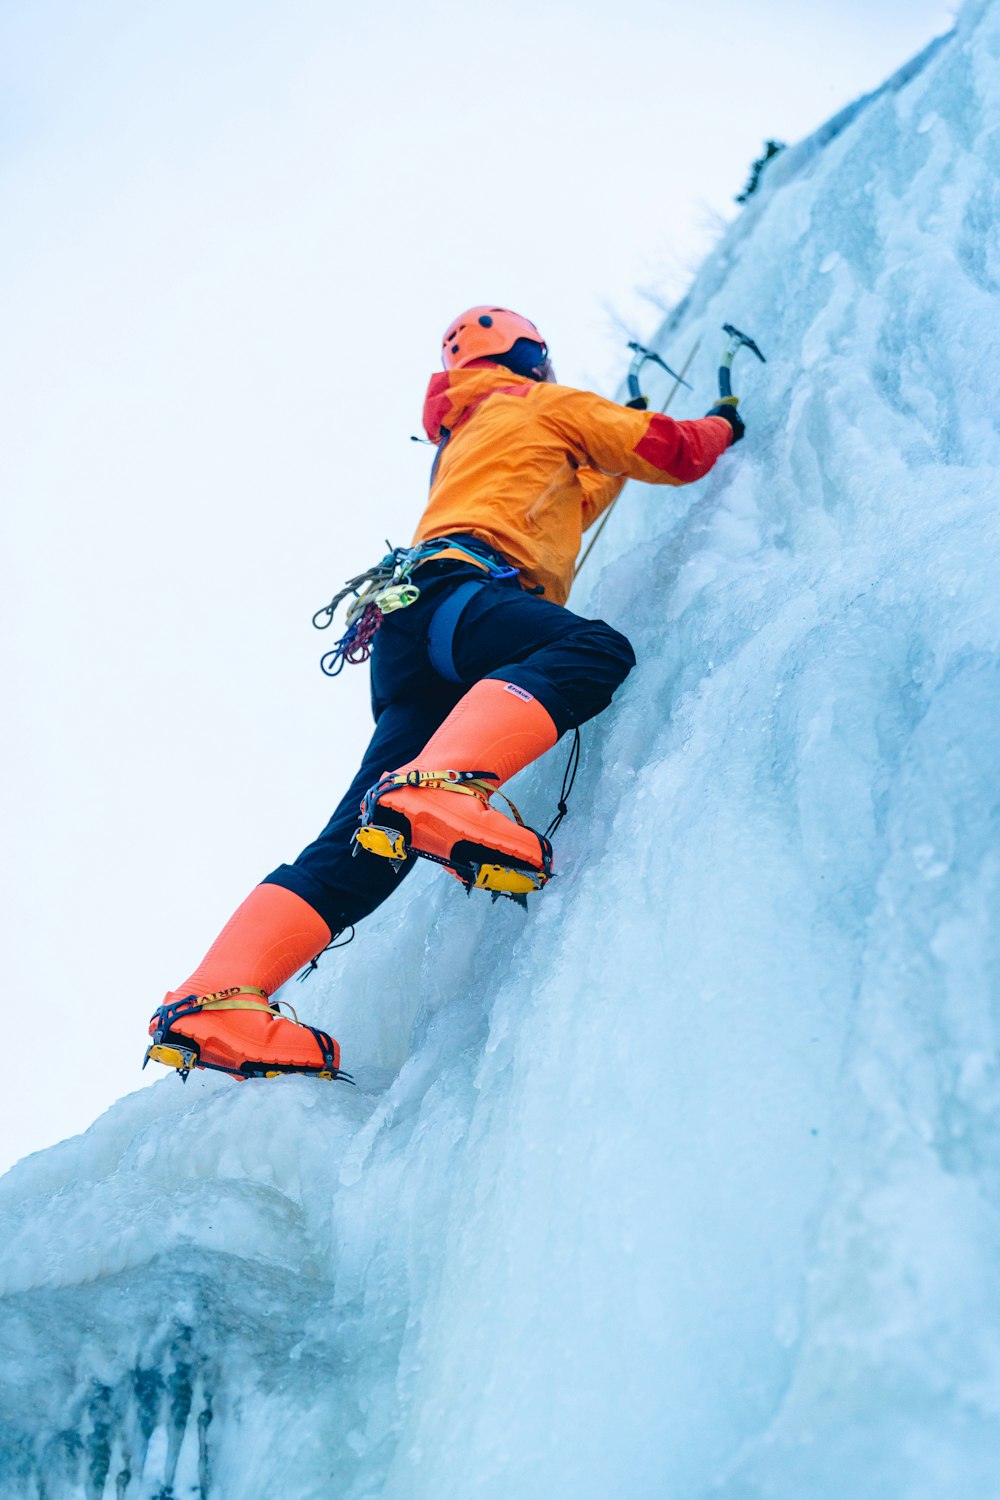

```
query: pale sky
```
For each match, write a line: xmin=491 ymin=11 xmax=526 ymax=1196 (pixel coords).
xmin=1 ymin=0 xmax=955 ymax=1175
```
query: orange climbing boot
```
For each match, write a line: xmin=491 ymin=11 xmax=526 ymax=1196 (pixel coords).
xmin=355 ymin=679 xmax=559 ymax=903
xmin=144 ymin=884 xmax=348 ymax=1082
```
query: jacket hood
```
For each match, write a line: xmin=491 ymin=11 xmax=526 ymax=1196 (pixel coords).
xmin=422 ymin=366 xmax=535 ymax=444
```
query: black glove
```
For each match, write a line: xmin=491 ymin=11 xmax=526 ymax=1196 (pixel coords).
xmin=706 ymin=396 xmax=745 ymax=444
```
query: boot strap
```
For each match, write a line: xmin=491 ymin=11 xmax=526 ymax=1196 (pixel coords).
xmin=151 ymin=986 xmax=304 ymax=1036
xmin=196 ymin=985 xmax=271 ymax=1010
xmin=195 ymin=986 xmax=306 ymax=1025
xmin=367 ymin=768 xmax=527 ymax=827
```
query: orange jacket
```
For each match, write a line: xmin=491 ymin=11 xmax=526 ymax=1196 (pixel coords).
xmin=413 ymin=365 xmax=733 ymax=606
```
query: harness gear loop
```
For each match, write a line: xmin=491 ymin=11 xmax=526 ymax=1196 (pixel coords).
xmin=313 ymin=537 xmax=520 ymax=678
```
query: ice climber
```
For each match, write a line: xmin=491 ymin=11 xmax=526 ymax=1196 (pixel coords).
xmin=145 ymin=306 xmax=743 ymax=1082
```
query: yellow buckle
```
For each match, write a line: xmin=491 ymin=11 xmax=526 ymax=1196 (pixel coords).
xmin=354 ymin=824 xmax=407 ymax=861
xmin=473 ymin=864 xmax=547 ymax=895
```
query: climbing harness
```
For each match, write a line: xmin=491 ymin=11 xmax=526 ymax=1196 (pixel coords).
xmin=427 ymin=578 xmax=486 ymax=683
xmin=354 ymin=767 xmax=553 ymax=906
xmin=314 ymin=530 xmax=579 ymax=901
xmin=144 ymin=986 xmax=354 ymax=1084
xmin=312 ymin=536 xmax=519 ymax=677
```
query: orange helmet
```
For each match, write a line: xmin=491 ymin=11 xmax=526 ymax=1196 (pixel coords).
xmin=441 ymin=306 xmax=547 ymax=371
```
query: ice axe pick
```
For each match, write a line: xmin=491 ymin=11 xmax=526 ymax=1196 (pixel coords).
xmin=718 ymin=323 xmax=766 ymax=399
xmin=625 ymin=340 xmax=693 ymax=410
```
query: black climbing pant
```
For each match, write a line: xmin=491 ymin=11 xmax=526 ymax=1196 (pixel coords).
xmin=263 ymin=544 xmax=636 ymax=934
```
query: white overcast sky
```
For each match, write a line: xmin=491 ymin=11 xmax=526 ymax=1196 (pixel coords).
xmin=1 ymin=0 xmax=955 ymax=1175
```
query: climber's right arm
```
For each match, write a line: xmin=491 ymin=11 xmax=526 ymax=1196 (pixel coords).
xmin=540 ymin=385 xmax=735 ymax=488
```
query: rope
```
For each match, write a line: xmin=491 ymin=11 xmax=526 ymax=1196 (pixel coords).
xmin=320 ymin=602 xmax=384 ymax=675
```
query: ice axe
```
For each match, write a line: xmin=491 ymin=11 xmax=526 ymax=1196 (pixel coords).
xmin=625 ymin=340 xmax=693 ymax=410
xmin=718 ymin=323 xmax=766 ymax=399
xmin=574 ymin=336 xmax=699 ymax=578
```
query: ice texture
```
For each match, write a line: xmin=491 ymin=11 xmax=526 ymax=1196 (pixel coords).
xmin=3 ymin=3 xmax=1000 ymax=1495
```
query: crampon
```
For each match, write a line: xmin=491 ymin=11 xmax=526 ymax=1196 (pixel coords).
xmin=144 ymin=986 xmax=353 ymax=1084
xmin=354 ymin=768 xmax=553 ymax=908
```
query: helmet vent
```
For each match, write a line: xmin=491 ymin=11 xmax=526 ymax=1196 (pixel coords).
xmin=478 ymin=315 xmax=493 ymax=327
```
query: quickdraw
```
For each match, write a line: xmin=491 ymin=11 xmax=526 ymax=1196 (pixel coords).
xmin=312 ymin=537 xmax=519 ymax=677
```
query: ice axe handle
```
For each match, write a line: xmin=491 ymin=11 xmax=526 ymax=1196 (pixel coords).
xmin=718 ymin=323 xmax=766 ymax=399
xmin=627 ymin=341 xmax=692 ymax=407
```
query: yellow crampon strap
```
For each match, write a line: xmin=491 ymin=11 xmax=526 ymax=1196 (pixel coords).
xmin=193 ymin=986 xmax=301 ymax=1025
xmin=382 ymin=769 xmax=527 ymax=827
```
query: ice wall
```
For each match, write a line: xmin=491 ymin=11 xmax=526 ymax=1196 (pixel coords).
xmin=3 ymin=3 xmax=1000 ymax=1495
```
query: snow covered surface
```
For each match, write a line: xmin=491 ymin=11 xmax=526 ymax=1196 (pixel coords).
xmin=3 ymin=2 xmax=1000 ymax=1493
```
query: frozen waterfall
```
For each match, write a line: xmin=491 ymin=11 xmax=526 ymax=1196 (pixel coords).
xmin=3 ymin=2 xmax=1000 ymax=1494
